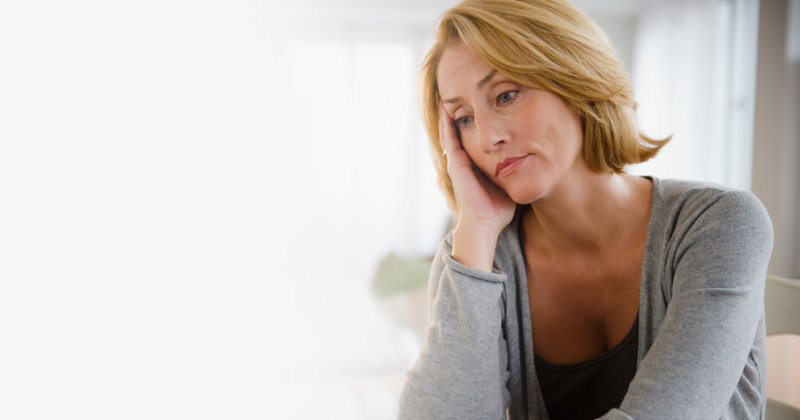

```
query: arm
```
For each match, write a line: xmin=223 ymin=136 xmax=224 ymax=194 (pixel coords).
xmin=601 ymin=190 xmax=773 ymax=419
xmin=397 ymin=235 xmax=511 ymax=420
xmin=398 ymin=104 xmax=517 ymax=419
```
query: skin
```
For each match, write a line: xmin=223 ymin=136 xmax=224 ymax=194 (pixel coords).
xmin=437 ymin=42 xmax=653 ymax=363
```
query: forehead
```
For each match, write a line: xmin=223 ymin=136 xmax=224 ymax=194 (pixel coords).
xmin=437 ymin=43 xmax=496 ymax=97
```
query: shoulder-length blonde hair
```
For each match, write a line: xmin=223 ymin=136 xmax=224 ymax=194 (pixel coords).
xmin=421 ymin=0 xmax=669 ymax=211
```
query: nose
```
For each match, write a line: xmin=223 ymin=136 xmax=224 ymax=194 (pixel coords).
xmin=476 ymin=112 xmax=509 ymax=153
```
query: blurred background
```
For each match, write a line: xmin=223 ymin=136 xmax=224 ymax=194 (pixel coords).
xmin=0 ymin=0 xmax=797 ymax=418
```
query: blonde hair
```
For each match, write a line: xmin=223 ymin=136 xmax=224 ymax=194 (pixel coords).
xmin=421 ymin=0 xmax=670 ymax=211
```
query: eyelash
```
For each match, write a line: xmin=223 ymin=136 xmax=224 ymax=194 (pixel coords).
xmin=497 ymin=90 xmax=518 ymax=105
xmin=454 ymin=90 xmax=519 ymax=129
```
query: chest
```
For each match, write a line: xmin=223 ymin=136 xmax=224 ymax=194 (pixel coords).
xmin=525 ymin=248 xmax=643 ymax=364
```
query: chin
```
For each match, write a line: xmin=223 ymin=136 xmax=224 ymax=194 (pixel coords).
xmin=504 ymin=184 xmax=543 ymax=205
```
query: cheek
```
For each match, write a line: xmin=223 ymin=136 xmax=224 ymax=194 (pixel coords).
xmin=528 ymin=109 xmax=582 ymax=158
xmin=552 ymin=117 xmax=584 ymax=159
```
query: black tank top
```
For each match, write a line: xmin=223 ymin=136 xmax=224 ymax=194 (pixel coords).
xmin=534 ymin=315 xmax=639 ymax=420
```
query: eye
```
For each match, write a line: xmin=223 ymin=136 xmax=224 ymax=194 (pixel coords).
xmin=455 ymin=116 xmax=473 ymax=128
xmin=497 ymin=91 xmax=518 ymax=105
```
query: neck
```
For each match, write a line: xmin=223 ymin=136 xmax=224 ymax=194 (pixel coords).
xmin=524 ymin=171 xmax=652 ymax=254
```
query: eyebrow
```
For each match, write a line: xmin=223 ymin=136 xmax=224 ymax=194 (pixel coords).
xmin=442 ymin=70 xmax=498 ymax=104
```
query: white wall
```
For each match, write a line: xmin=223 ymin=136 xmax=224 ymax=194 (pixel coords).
xmin=752 ymin=0 xmax=799 ymax=279
xmin=752 ymin=0 xmax=800 ymax=408
xmin=593 ymin=15 xmax=638 ymax=74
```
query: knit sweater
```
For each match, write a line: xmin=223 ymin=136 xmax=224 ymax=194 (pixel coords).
xmin=398 ymin=177 xmax=773 ymax=419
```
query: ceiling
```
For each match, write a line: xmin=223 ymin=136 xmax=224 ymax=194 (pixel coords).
xmin=276 ymin=0 xmax=654 ymax=23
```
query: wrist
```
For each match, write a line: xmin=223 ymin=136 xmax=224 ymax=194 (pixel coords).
xmin=451 ymin=224 xmax=499 ymax=272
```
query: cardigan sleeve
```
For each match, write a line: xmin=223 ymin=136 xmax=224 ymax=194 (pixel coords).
xmin=601 ymin=190 xmax=773 ymax=419
xmin=398 ymin=234 xmax=511 ymax=420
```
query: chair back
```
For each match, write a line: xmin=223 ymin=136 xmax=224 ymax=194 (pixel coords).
xmin=764 ymin=274 xmax=800 ymax=420
xmin=766 ymin=274 xmax=800 ymax=335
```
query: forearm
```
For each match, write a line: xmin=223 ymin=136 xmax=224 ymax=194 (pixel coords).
xmin=399 ymin=239 xmax=510 ymax=419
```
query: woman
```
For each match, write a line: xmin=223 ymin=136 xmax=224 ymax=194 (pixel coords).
xmin=398 ymin=0 xmax=773 ymax=419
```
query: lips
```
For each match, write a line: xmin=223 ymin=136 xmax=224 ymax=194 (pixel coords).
xmin=495 ymin=155 xmax=528 ymax=177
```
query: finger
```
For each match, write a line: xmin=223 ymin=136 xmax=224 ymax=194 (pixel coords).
xmin=473 ymin=163 xmax=505 ymax=195
xmin=438 ymin=105 xmax=448 ymax=155
xmin=439 ymin=104 xmax=460 ymax=158
xmin=438 ymin=106 xmax=446 ymax=154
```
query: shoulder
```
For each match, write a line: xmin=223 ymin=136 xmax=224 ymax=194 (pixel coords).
xmin=654 ymin=177 xmax=759 ymax=210
xmin=648 ymin=178 xmax=773 ymax=287
xmin=651 ymin=177 xmax=772 ymax=239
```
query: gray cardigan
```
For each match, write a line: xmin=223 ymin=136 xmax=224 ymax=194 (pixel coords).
xmin=398 ymin=178 xmax=773 ymax=419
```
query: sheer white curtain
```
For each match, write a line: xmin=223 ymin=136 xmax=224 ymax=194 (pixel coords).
xmin=258 ymin=12 xmax=453 ymax=420
xmin=627 ymin=0 xmax=758 ymax=190
xmin=0 ymin=1 xmax=450 ymax=419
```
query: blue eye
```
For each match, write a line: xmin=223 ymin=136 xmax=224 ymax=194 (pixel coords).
xmin=498 ymin=91 xmax=518 ymax=104
xmin=456 ymin=116 xmax=473 ymax=128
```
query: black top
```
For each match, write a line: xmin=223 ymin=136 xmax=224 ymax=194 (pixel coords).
xmin=534 ymin=316 xmax=639 ymax=420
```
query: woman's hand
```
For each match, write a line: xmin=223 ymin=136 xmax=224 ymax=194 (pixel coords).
xmin=439 ymin=105 xmax=516 ymax=271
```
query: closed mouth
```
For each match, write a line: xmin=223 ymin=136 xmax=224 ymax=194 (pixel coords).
xmin=495 ymin=155 xmax=528 ymax=177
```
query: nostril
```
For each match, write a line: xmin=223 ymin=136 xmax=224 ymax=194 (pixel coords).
xmin=489 ymin=138 xmax=506 ymax=152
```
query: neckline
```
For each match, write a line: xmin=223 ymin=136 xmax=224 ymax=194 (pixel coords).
xmin=533 ymin=313 xmax=639 ymax=371
xmin=512 ymin=175 xmax=657 ymax=369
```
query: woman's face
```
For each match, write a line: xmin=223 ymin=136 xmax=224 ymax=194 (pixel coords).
xmin=437 ymin=42 xmax=587 ymax=204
